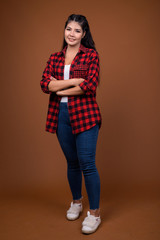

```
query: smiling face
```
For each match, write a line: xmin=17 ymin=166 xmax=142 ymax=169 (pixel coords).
xmin=64 ymin=21 xmax=85 ymax=48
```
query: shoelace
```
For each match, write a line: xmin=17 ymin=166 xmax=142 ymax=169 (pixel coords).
xmin=67 ymin=203 xmax=81 ymax=214
xmin=83 ymin=212 xmax=100 ymax=227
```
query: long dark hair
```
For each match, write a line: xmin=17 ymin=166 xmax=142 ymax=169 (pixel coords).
xmin=62 ymin=14 xmax=96 ymax=50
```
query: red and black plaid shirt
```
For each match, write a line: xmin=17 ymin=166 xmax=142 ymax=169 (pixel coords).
xmin=40 ymin=44 xmax=102 ymax=134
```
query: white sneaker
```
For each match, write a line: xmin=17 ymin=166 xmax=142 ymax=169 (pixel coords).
xmin=66 ymin=202 xmax=83 ymax=220
xmin=82 ymin=211 xmax=101 ymax=234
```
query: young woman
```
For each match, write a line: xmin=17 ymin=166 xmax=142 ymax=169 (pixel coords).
xmin=40 ymin=14 xmax=102 ymax=234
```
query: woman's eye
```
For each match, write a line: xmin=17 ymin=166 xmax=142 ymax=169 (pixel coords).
xmin=66 ymin=28 xmax=81 ymax=33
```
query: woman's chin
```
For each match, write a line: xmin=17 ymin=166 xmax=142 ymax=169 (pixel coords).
xmin=66 ymin=40 xmax=80 ymax=47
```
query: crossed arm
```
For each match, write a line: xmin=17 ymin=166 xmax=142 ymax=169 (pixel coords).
xmin=41 ymin=52 xmax=99 ymax=96
xmin=48 ymin=77 xmax=84 ymax=96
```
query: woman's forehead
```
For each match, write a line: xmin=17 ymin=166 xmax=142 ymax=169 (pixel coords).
xmin=66 ymin=21 xmax=82 ymax=30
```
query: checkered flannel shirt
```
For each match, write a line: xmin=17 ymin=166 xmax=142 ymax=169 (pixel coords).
xmin=40 ymin=44 xmax=102 ymax=134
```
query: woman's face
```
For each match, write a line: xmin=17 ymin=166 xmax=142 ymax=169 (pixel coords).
xmin=64 ymin=21 xmax=85 ymax=47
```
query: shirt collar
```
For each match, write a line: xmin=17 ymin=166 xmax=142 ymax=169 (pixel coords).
xmin=61 ymin=44 xmax=87 ymax=56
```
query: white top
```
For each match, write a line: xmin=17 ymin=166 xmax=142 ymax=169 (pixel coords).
xmin=60 ymin=64 xmax=71 ymax=103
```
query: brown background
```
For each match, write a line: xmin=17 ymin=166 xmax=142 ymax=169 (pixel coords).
xmin=1 ymin=0 xmax=159 ymax=193
xmin=0 ymin=0 xmax=160 ymax=239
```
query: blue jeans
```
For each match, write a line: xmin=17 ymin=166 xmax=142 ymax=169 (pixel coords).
xmin=56 ymin=102 xmax=100 ymax=209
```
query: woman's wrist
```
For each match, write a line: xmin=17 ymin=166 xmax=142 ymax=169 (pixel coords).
xmin=56 ymin=90 xmax=64 ymax=96
xmin=48 ymin=80 xmax=53 ymax=91
xmin=72 ymin=78 xmax=84 ymax=87
xmin=70 ymin=78 xmax=75 ymax=87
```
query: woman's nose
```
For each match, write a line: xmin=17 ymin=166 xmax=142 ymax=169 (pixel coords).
xmin=69 ymin=30 xmax=74 ymax=36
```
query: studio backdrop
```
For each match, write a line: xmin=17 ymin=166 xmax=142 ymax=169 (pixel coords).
xmin=0 ymin=0 xmax=159 ymax=194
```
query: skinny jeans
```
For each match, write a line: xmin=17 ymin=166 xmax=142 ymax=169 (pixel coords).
xmin=56 ymin=102 xmax=100 ymax=209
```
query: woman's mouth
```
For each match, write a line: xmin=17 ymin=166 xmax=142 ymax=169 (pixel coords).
xmin=68 ymin=38 xmax=76 ymax=42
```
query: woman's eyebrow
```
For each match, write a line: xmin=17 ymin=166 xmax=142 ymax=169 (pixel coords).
xmin=66 ymin=26 xmax=81 ymax=31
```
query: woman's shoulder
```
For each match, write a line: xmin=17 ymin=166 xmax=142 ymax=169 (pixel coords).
xmin=49 ymin=50 xmax=62 ymax=59
xmin=46 ymin=50 xmax=63 ymax=64
xmin=85 ymin=47 xmax=99 ymax=57
xmin=84 ymin=48 xmax=99 ymax=62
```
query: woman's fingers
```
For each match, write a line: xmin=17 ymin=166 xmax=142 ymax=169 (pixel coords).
xmin=74 ymin=78 xmax=84 ymax=86
xmin=56 ymin=91 xmax=62 ymax=95
xmin=50 ymin=76 xmax=57 ymax=80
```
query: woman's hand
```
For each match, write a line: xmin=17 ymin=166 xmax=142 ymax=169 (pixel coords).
xmin=50 ymin=76 xmax=84 ymax=85
xmin=56 ymin=78 xmax=84 ymax=95
xmin=56 ymin=86 xmax=84 ymax=96
xmin=73 ymin=78 xmax=84 ymax=86
xmin=50 ymin=76 xmax=57 ymax=81
xmin=56 ymin=91 xmax=63 ymax=96
xmin=48 ymin=77 xmax=84 ymax=92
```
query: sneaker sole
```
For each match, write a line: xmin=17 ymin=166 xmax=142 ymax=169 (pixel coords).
xmin=82 ymin=222 xmax=101 ymax=234
xmin=66 ymin=210 xmax=82 ymax=221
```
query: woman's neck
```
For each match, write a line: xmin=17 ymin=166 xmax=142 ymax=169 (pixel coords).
xmin=65 ymin=44 xmax=81 ymax=65
xmin=66 ymin=43 xmax=80 ymax=54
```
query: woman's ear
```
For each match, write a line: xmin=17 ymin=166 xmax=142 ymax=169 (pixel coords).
xmin=82 ymin=31 xmax=86 ymax=38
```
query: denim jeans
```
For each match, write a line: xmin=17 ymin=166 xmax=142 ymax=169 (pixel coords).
xmin=56 ymin=102 xmax=100 ymax=210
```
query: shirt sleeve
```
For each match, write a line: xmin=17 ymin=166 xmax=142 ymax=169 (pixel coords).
xmin=79 ymin=51 xmax=100 ymax=95
xmin=40 ymin=54 xmax=54 ymax=94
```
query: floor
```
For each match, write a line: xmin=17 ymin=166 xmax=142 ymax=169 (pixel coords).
xmin=1 ymin=186 xmax=160 ymax=240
